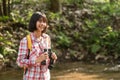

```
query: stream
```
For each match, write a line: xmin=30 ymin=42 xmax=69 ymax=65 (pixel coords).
xmin=0 ymin=62 xmax=120 ymax=80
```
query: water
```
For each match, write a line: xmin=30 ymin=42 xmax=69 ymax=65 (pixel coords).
xmin=0 ymin=62 xmax=120 ymax=80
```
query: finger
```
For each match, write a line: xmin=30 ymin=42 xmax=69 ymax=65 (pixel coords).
xmin=44 ymin=52 xmax=48 ymax=54
xmin=44 ymin=54 xmax=48 ymax=58
xmin=52 ymin=54 xmax=55 ymax=59
xmin=53 ymin=54 xmax=57 ymax=60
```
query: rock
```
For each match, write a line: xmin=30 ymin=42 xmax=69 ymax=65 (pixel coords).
xmin=95 ymin=54 xmax=108 ymax=61
xmin=74 ymin=10 xmax=82 ymax=18
xmin=0 ymin=54 xmax=4 ymax=70
xmin=104 ymin=65 xmax=120 ymax=72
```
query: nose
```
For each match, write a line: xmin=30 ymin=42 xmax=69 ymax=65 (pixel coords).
xmin=41 ymin=22 xmax=46 ymax=27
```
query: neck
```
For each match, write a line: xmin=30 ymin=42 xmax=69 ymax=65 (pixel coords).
xmin=33 ymin=30 xmax=42 ymax=38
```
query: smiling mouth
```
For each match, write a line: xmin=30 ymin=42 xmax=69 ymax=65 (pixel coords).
xmin=40 ymin=26 xmax=44 ymax=31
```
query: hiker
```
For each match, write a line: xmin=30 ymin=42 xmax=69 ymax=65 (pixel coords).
xmin=16 ymin=12 xmax=57 ymax=80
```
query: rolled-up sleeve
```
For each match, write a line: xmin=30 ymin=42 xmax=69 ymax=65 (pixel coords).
xmin=16 ymin=38 xmax=35 ymax=67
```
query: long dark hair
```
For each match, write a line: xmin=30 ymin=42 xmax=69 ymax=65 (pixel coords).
xmin=28 ymin=12 xmax=48 ymax=33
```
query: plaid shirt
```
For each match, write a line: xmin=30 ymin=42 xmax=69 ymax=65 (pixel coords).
xmin=17 ymin=33 xmax=51 ymax=80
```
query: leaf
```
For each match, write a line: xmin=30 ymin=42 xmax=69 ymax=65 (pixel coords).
xmin=91 ymin=44 xmax=101 ymax=54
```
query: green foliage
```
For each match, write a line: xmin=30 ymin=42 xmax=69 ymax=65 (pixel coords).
xmin=89 ymin=2 xmax=120 ymax=32
xmin=93 ymin=0 xmax=109 ymax=3
xmin=0 ymin=34 xmax=12 ymax=47
xmin=56 ymin=32 xmax=72 ymax=48
xmin=85 ymin=19 xmax=98 ymax=29
xmin=0 ymin=36 xmax=11 ymax=55
xmin=80 ymin=25 xmax=120 ymax=57
xmin=48 ymin=12 xmax=61 ymax=21
xmin=62 ymin=0 xmax=84 ymax=8
xmin=0 ymin=16 xmax=9 ymax=22
xmin=73 ymin=31 xmax=80 ymax=41
xmin=91 ymin=44 xmax=101 ymax=54
xmin=0 ymin=31 xmax=16 ymax=62
xmin=62 ymin=0 xmax=83 ymax=4
xmin=10 ymin=9 xmax=33 ymax=25
xmin=1 ymin=0 xmax=120 ymax=62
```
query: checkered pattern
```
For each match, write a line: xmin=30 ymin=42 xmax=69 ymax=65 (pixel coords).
xmin=17 ymin=33 xmax=51 ymax=80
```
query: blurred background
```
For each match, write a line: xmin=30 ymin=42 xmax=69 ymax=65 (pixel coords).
xmin=0 ymin=0 xmax=120 ymax=80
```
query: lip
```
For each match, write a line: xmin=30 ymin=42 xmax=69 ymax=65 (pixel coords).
xmin=40 ymin=26 xmax=44 ymax=31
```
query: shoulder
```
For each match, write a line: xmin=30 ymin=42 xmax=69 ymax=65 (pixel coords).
xmin=18 ymin=36 xmax=28 ymax=49
xmin=42 ymin=33 xmax=50 ymax=38
xmin=20 ymin=33 xmax=32 ymax=43
xmin=20 ymin=36 xmax=27 ymax=44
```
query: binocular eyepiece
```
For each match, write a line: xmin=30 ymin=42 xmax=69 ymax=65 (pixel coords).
xmin=41 ymin=49 xmax=54 ymax=70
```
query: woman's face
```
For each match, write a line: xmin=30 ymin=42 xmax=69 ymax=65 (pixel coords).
xmin=36 ymin=17 xmax=47 ymax=32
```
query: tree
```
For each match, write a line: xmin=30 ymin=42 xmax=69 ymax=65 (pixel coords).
xmin=0 ymin=2 xmax=3 ymax=16
xmin=0 ymin=0 xmax=11 ymax=16
xmin=49 ymin=0 xmax=61 ymax=13
xmin=110 ymin=0 xmax=118 ymax=4
xmin=3 ymin=0 xmax=7 ymax=16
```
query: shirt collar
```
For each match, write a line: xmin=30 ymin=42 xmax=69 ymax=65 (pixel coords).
xmin=30 ymin=33 xmax=45 ymax=43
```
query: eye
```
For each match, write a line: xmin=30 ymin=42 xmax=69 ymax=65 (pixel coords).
xmin=42 ymin=18 xmax=45 ymax=22
xmin=38 ymin=19 xmax=42 ymax=22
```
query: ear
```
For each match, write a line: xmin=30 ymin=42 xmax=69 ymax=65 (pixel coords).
xmin=36 ymin=22 xmax=39 ymax=30
xmin=36 ymin=24 xmax=38 ymax=28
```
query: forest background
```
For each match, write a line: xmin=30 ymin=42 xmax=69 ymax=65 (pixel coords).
xmin=0 ymin=0 xmax=120 ymax=69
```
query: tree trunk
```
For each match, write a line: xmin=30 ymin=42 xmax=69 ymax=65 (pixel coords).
xmin=8 ymin=0 xmax=10 ymax=16
xmin=110 ymin=0 xmax=116 ymax=4
xmin=0 ymin=3 xmax=3 ymax=16
xmin=49 ymin=0 xmax=61 ymax=13
xmin=2 ymin=0 xmax=7 ymax=16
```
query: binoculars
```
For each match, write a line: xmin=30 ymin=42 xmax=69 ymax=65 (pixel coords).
xmin=41 ymin=49 xmax=54 ymax=70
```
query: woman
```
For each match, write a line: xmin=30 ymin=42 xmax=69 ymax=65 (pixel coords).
xmin=17 ymin=12 xmax=57 ymax=80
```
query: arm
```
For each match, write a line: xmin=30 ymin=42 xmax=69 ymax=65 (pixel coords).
xmin=16 ymin=38 xmax=36 ymax=68
xmin=48 ymin=36 xmax=57 ymax=60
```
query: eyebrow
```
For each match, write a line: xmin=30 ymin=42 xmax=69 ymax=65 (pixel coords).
xmin=39 ymin=17 xmax=47 ymax=21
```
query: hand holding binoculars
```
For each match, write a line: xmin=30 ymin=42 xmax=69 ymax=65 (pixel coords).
xmin=41 ymin=49 xmax=54 ymax=70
